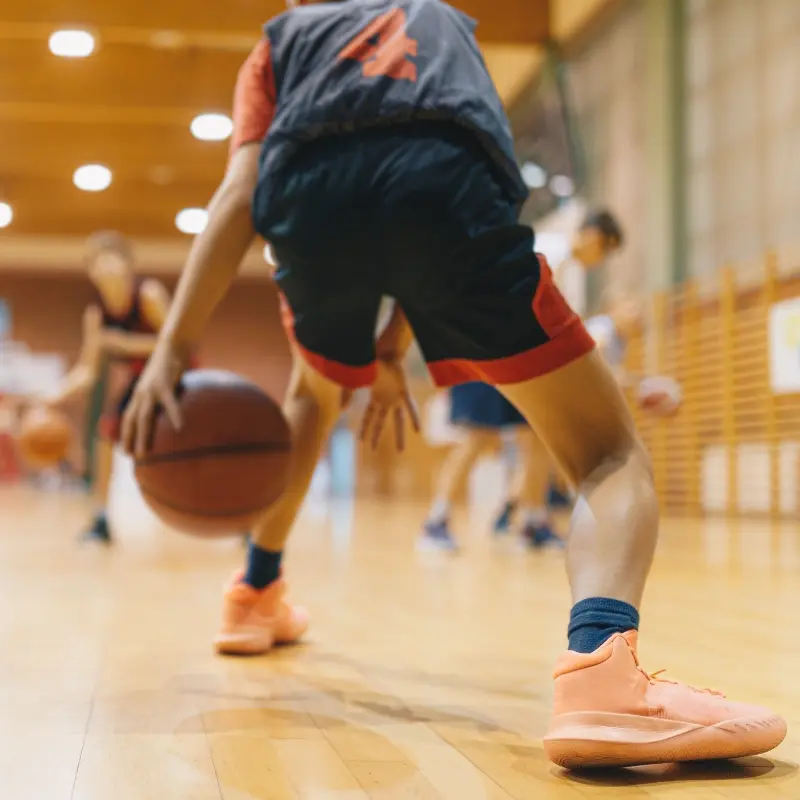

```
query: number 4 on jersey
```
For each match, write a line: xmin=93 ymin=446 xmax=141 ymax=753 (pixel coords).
xmin=339 ymin=9 xmax=418 ymax=82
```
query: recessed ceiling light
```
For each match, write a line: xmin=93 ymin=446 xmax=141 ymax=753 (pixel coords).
xmin=176 ymin=208 xmax=208 ymax=235
xmin=521 ymin=162 xmax=547 ymax=190
xmin=190 ymin=113 xmax=234 ymax=142
xmin=550 ymin=174 xmax=575 ymax=198
xmin=0 ymin=202 xmax=13 ymax=229
xmin=49 ymin=30 xmax=95 ymax=58
xmin=73 ymin=164 xmax=112 ymax=192
xmin=264 ymin=244 xmax=276 ymax=266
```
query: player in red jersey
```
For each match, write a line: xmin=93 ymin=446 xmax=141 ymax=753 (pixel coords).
xmin=45 ymin=232 xmax=170 ymax=543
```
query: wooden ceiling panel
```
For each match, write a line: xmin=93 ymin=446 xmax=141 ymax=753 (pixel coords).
xmin=0 ymin=121 xmax=227 ymax=184
xmin=4 ymin=0 xmax=547 ymax=42
xmin=0 ymin=0 xmax=548 ymax=246
xmin=0 ymin=0 xmax=284 ymax=32
xmin=0 ymin=41 xmax=243 ymax=109
xmin=10 ymin=178 xmax=216 ymax=238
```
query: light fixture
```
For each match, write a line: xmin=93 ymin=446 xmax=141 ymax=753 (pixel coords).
xmin=176 ymin=208 xmax=208 ymax=235
xmin=49 ymin=30 xmax=95 ymax=58
xmin=263 ymin=243 xmax=276 ymax=266
xmin=73 ymin=164 xmax=112 ymax=192
xmin=549 ymin=174 xmax=575 ymax=198
xmin=190 ymin=113 xmax=234 ymax=142
xmin=0 ymin=202 xmax=13 ymax=229
xmin=521 ymin=162 xmax=547 ymax=190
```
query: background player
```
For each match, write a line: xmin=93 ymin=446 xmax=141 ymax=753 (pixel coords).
xmin=44 ymin=231 xmax=169 ymax=543
xmin=421 ymin=382 xmax=563 ymax=551
xmin=122 ymin=0 xmax=785 ymax=769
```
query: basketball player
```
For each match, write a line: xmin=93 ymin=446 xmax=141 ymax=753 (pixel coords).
xmin=45 ymin=232 xmax=170 ymax=543
xmin=122 ymin=0 xmax=785 ymax=768
xmin=421 ymin=383 xmax=563 ymax=552
xmin=421 ymin=211 xmax=626 ymax=551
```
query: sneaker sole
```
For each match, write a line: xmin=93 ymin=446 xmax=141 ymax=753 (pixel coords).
xmin=544 ymin=711 xmax=787 ymax=768
xmin=214 ymin=631 xmax=275 ymax=656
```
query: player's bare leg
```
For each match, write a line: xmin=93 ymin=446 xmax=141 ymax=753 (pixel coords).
xmin=498 ymin=350 xmax=784 ymax=767
xmin=421 ymin=428 xmax=496 ymax=551
xmin=82 ymin=433 xmax=115 ymax=544
xmin=214 ymin=354 xmax=345 ymax=655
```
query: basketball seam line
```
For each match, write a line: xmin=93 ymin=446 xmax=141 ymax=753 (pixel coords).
xmin=137 ymin=482 xmax=267 ymax=518
xmin=135 ymin=441 xmax=290 ymax=466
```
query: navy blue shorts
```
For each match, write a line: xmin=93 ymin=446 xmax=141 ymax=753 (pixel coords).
xmin=258 ymin=122 xmax=593 ymax=389
xmin=450 ymin=382 xmax=525 ymax=429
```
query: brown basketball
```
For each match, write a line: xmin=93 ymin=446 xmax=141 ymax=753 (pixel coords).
xmin=134 ymin=370 xmax=292 ymax=537
xmin=17 ymin=406 xmax=73 ymax=468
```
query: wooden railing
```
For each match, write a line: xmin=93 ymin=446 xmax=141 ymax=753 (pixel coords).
xmin=356 ymin=251 xmax=800 ymax=519
xmin=626 ymin=253 xmax=800 ymax=518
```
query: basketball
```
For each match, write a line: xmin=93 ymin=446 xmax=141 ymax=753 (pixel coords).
xmin=637 ymin=376 xmax=683 ymax=417
xmin=17 ymin=406 xmax=73 ymax=468
xmin=134 ymin=370 xmax=291 ymax=537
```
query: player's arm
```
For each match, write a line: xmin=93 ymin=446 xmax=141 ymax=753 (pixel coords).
xmin=101 ymin=279 xmax=170 ymax=356
xmin=44 ymin=305 xmax=103 ymax=406
xmin=376 ymin=303 xmax=414 ymax=362
xmin=157 ymin=40 xmax=274 ymax=353
xmin=158 ymin=145 xmax=259 ymax=353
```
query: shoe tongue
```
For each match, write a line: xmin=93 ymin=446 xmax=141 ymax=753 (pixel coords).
xmin=621 ymin=630 xmax=639 ymax=652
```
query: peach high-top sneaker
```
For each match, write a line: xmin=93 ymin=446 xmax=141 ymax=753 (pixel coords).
xmin=544 ymin=631 xmax=786 ymax=768
xmin=214 ymin=573 xmax=309 ymax=655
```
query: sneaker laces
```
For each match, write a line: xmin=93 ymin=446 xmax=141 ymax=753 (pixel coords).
xmin=643 ymin=668 xmax=724 ymax=698
xmin=628 ymin=642 xmax=724 ymax=697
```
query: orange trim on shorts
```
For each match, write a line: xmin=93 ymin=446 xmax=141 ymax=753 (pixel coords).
xmin=278 ymin=293 xmax=377 ymax=390
xmin=427 ymin=320 xmax=596 ymax=387
xmin=99 ymin=414 xmax=121 ymax=442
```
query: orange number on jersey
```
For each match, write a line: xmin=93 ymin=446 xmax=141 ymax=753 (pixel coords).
xmin=338 ymin=9 xmax=418 ymax=82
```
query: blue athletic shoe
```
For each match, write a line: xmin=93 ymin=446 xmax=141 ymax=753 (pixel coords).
xmin=547 ymin=484 xmax=573 ymax=510
xmin=523 ymin=523 xmax=565 ymax=550
xmin=492 ymin=502 xmax=516 ymax=535
xmin=418 ymin=520 xmax=460 ymax=553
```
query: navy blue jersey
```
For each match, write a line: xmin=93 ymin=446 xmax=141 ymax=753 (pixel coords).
xmin=258 ymin=0 xmax=527 ymax=204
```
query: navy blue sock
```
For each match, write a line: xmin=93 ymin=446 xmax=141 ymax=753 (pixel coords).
xmin=567 ymin=597 xmax=639 ymax=654
xmin=244 ymin=543 xmax=283 ymax=590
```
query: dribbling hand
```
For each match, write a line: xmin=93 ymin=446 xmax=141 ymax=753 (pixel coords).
xmin=359 ymin=359 xmax=420 ymax=452
xmin=121 ymin=341 xmax=187 ymax=458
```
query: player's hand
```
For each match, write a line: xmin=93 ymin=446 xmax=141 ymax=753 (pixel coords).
xmin=121 ymin=340 xmax=187 ymax=458
xmin=359 ymin=359 xmax=420 ymax=452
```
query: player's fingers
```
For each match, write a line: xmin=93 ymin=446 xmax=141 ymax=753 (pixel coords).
xmin=359 ymin=403 xmax=375 ymax=442
xmin=394 ymin=405 xmax=405 ymax=452
xmin=134 ymin=395 xmax=155 ymax=458
xmin=404 ymin=391 xmax=421 ymax=433
xmin=371 ymin=406 xmax=388 ymax=449
xmin=120 ymin=398 xmax=138 ymax=455
xmin=160 ymin=387 xmax=183 ymax=431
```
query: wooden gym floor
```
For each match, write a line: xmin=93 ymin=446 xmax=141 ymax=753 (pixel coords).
xmin=1 ymin=477 xmax=799 ymax=799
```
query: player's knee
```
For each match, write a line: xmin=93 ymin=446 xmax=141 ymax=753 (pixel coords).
xmin=581 ymin=437 xmax=655 ymax=506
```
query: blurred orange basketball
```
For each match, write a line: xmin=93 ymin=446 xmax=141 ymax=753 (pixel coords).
xmin=637 ymin=376 xmax=683 ymax=417
xmin=17 ymin=406 xmax=73 ymax=468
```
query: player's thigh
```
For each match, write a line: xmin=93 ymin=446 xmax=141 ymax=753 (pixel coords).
xmin=275 ymin=269 xmax=382 ymax=391
xmin=497 ymin=350 xmax=645 ymax=488
xmin=287 ymin=346 xmax=352 ymax=411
